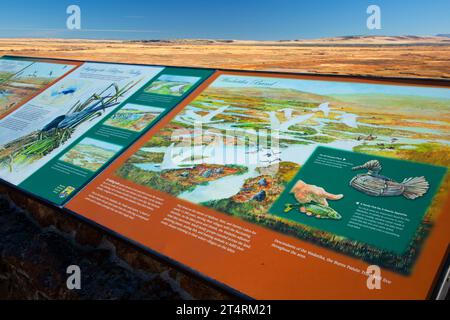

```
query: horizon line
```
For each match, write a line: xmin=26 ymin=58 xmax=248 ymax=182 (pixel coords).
xmin=0 ymin=34 xmax=449 ymax=42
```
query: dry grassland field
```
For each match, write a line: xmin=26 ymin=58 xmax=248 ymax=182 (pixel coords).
xmin=0 ymin=36 xmax=449 ymax=78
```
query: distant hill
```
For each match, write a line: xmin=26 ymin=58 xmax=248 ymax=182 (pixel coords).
xmin=206 ymin=86 xmax=329 ymax=103
xmin=129 ymin=35 xmax=450 ymax=47
xmin=204 ymin=86 xmax=450 ymax=118
xmin=330 ymin=93 xmax=450 ymax=116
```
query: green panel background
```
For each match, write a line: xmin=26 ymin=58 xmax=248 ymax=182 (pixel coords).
xmin=19 ymin=67 xmax=213 ymax=205
xmin=270 ymin=146 xmax=447 ymax=254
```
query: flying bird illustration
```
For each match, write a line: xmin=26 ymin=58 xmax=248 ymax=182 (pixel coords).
xmin=312 ymin=102 xmax=331 ymax=117
xmin=259 ymin=148 xmax=282 ymax=166
xmin=267 ymin=111 xmax=313 ymax=131
xmin=183 ymin=106 xmax=228 ymax=124
xmin=337 ymin=113 xmax=359 ymax=128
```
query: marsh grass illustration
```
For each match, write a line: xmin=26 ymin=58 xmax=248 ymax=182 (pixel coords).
xmin=0 ymin=71 xmax=17 ymax=83
xmin=0 ymin=81 xmax=140 ymax=172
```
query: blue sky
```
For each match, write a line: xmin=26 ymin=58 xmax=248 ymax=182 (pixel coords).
xmin=0 ymin=0 xmax=449 ymax=40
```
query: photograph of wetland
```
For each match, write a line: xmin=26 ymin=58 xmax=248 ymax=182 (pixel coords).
xmin=105 ymin=104 xmax=164 ymax=132
xmin=144 ymin=74 xmax=201 ymax=96
xmin=60 ymin=138 xmax=122 ymax=172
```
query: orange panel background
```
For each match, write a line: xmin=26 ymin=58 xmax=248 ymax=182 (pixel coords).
xmin=66 ymin=71 xmax=450 ymax=299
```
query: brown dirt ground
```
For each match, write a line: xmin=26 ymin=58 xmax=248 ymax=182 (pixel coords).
xmin=1 ymin=37 xmax=449 ymax=79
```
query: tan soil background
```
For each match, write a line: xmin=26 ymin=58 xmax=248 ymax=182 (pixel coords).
xmin=1 ymin=36 xmax=450 ymax=79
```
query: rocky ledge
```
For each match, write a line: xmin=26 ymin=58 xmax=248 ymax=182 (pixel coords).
xmin=0 ymin=185 xmax=231 ymax=300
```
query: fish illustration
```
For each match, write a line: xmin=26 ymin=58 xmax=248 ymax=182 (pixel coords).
xmin=350 ymin=160 xmax=429 ymax=199
xmin=284 ymin=203 xmax=342 ymax=220
xmin=285 ymin=180 xmax=344 ymax=220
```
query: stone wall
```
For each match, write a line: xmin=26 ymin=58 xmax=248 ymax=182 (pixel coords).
xmin=0 ymin=185 xmax=232 ymax=300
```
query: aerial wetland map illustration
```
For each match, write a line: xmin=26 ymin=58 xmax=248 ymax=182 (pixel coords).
xmin=115 ymin=74 xmax=450 ymax=274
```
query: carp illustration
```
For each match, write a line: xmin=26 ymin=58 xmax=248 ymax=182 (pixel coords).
xmin=283 ymin=180 xmax=343 ymax=220
xmin=350 ymin=160 xmax=429 ymax=199
xmin=284 ymin=202 xmax=342 ymax=220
